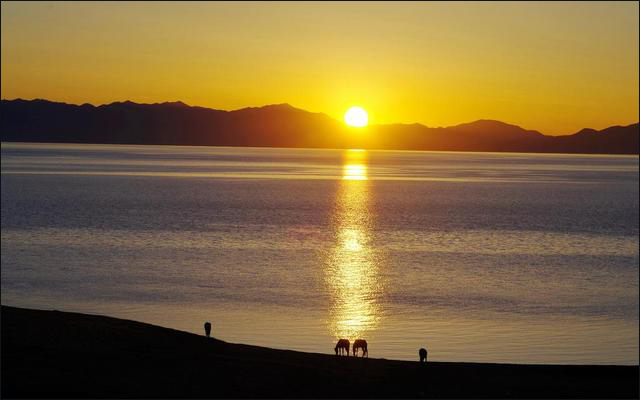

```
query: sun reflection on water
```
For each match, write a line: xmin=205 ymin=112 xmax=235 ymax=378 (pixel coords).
xmin=343 ymin=164 xmax=368 ymax=181
xmin=325 ymin=149 xmax=383 ymax=342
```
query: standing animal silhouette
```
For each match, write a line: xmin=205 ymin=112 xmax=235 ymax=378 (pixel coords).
xmin=334 ymin=339 xmax=350 ymax=355
xmin=204 ymin=322 xmax=211 ymax=337
xmin=352 ymin=339 xmax=368 ymax=357
xmin=419 ymin=348 xmax=428 ymax=364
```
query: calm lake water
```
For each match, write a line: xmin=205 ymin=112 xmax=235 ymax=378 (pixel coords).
xmin=1 ymin=142 xmax=638 ymax=365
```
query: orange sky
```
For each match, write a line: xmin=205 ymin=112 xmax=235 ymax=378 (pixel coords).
xmin=1 ymin=1 xmax=638 ymax=134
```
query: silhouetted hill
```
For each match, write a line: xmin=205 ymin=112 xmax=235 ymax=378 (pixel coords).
xmin=2 ymin=99 xmax=638 ymax=154
xmin=3 ymin=306 xmax=638 ymax=398
xmin=368 ymin=120 xmax=544 ymax=152
xmin=371 ymin=120 xmax=639 ymax=154
xmin=0 ymin=99 xmax=348 ymax=149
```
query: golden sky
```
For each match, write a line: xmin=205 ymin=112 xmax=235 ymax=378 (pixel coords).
xmin=1 ymin=1 xmax=638 ymax=134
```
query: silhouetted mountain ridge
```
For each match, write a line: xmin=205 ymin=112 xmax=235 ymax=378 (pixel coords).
xmin=1 ymin=98 xmax=637 ymax=154
xmin=450 ymin=119 xmax=545 ymax=137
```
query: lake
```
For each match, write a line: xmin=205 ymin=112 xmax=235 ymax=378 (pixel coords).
xmin=1 ymin=142 xmax=638 ymax=364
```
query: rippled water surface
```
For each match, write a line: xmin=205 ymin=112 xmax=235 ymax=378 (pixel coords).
xmin=2 ymin=143 xmax=638 ymax=364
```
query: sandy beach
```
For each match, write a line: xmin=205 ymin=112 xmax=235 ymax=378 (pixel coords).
xmin=1 ymin=305 xmax=637 ymax=398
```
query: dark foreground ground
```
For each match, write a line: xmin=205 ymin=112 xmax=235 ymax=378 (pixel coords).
xmin=1 ymin=305 xmax=638 ymax=399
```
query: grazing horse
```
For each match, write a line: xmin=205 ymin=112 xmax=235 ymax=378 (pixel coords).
xmin=204 ymin=322 xmax=212 ymax=337
xmin=335 ymin=339 xmax=350 ymax=355
xmin=352 ymin=339 xmax=368 ymax=357
xmin=419 ymin=348 xmax=428 ymax=364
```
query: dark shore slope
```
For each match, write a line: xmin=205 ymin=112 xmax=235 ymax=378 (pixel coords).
xmin=2 ymin=99 xmax=638 ymax=154
xmin=1 ymin=306 xmax=637 ymax=399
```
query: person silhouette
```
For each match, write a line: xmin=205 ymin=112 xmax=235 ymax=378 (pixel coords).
xmin=204 ymin=322 xmax=212 ymax=337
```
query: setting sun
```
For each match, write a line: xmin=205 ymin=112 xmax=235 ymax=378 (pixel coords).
xmin=344 ymin=106 xmax=368 ymax=127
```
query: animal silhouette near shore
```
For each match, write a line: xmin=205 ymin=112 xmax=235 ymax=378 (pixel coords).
xmin=419 ymin=348 xmax=428 ymax=364
xmin=204 ymin=322 xmax=211 ymax=337
xmin=335 ymin=339 xmax=350 ymax=355
xmin=353 ymin=339 xmax=368 ymax=357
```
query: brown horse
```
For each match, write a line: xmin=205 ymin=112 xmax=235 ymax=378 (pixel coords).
xmin=335 ymin=339 xmax=350 ymax=355
xmin=419 ymin=348 xmax=428 ymax=364
xmin=352 ymin=339 xmax=368 ymax=357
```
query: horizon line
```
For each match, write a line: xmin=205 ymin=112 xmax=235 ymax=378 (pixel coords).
xmin=2 ymin=97 xmax=638 ymax=137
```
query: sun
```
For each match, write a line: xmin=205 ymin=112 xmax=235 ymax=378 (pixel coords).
xmin=344 ymin=106 xmax=368 ymax=127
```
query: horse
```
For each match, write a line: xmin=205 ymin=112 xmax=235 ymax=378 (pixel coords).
xmin=419 ymin=348 xmax=428 ymax=364
xmin=335 ymin=339 xmax=350 ymax=355
xmin=352 ymin=339 xmax=368 ymax=357
xmin=204 ymin=322 xmax=211 ymax=337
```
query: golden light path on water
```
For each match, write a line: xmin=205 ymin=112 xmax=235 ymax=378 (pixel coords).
xmin=325 ymin=149 xmax=383 ymax=343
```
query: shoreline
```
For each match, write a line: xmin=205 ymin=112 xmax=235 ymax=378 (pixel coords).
xmin=2 ymin=305 xmax=638 ymax=398
xmin=3 ymin=140 xmax=640 ymax=156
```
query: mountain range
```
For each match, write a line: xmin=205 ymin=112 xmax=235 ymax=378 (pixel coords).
xmin=1 ymin=98 xmax=638 ymax=154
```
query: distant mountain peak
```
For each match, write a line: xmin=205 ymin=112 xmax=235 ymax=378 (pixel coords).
xmin=231 ymin=103 xmax=306 ymax=114
xmin=267 ymin=102 xmax=294 ymax=108
xmin=450 ymin=119 xmax=544 ymax=137
xmin=100 ymin=100 xmax=190 ymax=108
xmin=103 ymin=100 xmax=138 ymax=107
xmin=156 ymin=101 xmax=189 ymax=107
xmin=238 ymin=103 xmax=294 ymax=110
xmin=458 ymin=119 xmax=522 ymax=129
xmin=575 ymin=128 xmax=599 ymax=136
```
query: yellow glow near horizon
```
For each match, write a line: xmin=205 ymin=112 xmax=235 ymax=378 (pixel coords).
xmin=1 ymin=2 xmax=638 ymax=134
xmin=344 ymin=106 xmax=368 ymax=127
